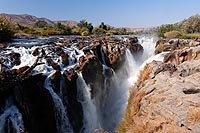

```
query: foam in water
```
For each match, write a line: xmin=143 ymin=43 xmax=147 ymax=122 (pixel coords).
xmin=0 ymin=100 xmax=24 ymax=133
xmin=0 ymin=36 xmax=166 ymax=132
xmin=76 ymin=73 xmax=100 ymax=132
xmin=100 ymin=45 xmax=107 ymax=65
xmin=44 ymin=73 xmax=73 ymax=133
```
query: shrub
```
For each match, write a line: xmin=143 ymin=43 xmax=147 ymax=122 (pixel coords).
xmin=34 ymin=20 xmax=48 ymax=28
xmin=71 ymin=27 xmax=81 ymax=35
xmin=81 ymin=30 xmax=89 ymax=36
xmin=92 ymin=27 xmax=106 ymax=35
xmin=157 ymin=24 xmax=179 ymax=37
xmin=164 ymin=30 xmax=182 ymax=38
xmin=180 ymin=14 xmax=200 ymax=33
xmin=180 ymin=33 xmax=200 ymax=39
xmin=0 ymin=17 xmax=14 ymax=42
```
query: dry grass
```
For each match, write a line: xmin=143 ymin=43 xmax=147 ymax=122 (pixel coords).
xmin=117 ymin=90 xmax=146 ymax=133
xmin=117 ymin=64 xmax=152 ymax=132
xmin=188 ymin=107 xmax=200 ymax=123
xmin=135 ymin=64 xmax=152 ymax=89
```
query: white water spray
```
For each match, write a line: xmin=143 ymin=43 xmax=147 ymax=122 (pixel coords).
xmin=0 ymin=100 xmax=24 ymax=133
xmin=76 ymin=73 xmax=100 ymax=132
xmin=44 ymin=73 xmax=73 ymax=133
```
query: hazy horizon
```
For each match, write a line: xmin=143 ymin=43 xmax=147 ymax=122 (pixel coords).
xmin=0 ymin=0 xmax=200 ymax=28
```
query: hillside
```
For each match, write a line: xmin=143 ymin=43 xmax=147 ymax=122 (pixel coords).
xmin=0 ymin=13 xmax=77 ymax=27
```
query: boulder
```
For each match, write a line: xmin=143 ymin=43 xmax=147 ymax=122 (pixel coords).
xmin=51 ymin=70 xmax=61 ymax=93
xmin=9 ymin=52 xmax=21 ymax=66
xmin=164 ymin=46 xmax=200 ymax=65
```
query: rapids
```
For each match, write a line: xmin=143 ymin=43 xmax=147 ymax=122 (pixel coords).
xmin=0 ymin=35 xmax=166 ymax=132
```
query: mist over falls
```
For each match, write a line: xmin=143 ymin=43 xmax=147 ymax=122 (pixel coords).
xmin=0 ymin=35 xmax=158 ymax=133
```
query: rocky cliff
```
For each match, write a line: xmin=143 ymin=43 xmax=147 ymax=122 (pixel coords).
xmin=118 ymin=39 xmax=200 ymax=132
xmin=0 ymin=36 xmax=143 ymax=133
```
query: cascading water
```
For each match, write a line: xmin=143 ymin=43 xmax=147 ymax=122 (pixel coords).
xmin=75 ymin=36 xmax=161 ymax=132
xmin=0 ymin=99 xmax=24 ymax=133
xmin=0 ymin=35 xmax=166 ymax=133
xmin=100 ymin=45 xmax=107 ymax=65
xmin=44 ymin=73 xmax=73 ymax=133
xmin=76 ymin=73 xmax=100 ymax=132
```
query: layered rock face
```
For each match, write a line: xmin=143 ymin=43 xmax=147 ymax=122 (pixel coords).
xmin=119 ymin=39 xmax=200 ymax=133
xmin=0 ymin=36 xmax=143 ymax=132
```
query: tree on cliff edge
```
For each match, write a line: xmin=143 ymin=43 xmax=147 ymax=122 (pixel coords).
xmin=0 ymin=17 xmax=14 ymax=42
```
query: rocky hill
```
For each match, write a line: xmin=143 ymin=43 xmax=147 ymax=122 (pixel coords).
xmin=0 ymin=13 xmax=77 ymax=27
xmin=118 ymin=39 xmax=200 ymax=132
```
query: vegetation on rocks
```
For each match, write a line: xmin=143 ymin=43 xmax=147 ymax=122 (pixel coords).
xmin=0 ymin=17 xmax=14 ymax=42
xmin=157 ymin=14 xmax=200 ymax=39
xmin=0 ymin=16 xmax=128 ymax=38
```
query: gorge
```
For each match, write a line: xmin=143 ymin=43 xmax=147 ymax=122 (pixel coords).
xmin=0 ymin=35 xmax=200 ymax=133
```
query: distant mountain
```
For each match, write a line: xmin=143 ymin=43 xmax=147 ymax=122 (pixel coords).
xmin=0 ymin=13 xmax=78 ymax=27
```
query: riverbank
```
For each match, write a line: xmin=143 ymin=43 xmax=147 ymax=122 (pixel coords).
xmin=118 ymin=38 xmax=200 ymax=132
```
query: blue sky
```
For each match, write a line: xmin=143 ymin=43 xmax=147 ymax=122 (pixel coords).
xmin=0 ymin=0 xmax=200 ymax=28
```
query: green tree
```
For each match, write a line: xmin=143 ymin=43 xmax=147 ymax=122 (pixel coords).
xmin=0 ymin=17 xmax=14 ymax=42
xmin=34 ymin=20 xmax=48 ymax=28
xmin=180 ymin=14 xmax=200 ymax=33
xmin=92 ymin=27 xmax=106 ymax=35
xmin=55 ymin=22 xmax=72 ymax=35
xmin=157 ymin=24 xmax=179 ymax=37
xmin=99 ymin=22 xmax=107 ymax=30
xmin=77 ymin=20 xmax=93 ymax=34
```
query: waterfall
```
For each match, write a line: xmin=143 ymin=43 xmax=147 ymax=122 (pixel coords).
xmin=75 ymin=36 xmax=159 ymax=132
xmin=44 ymin=73 xmax=73 ymax=133
xmin=0 ymin=35 xmax=163 ymax=133
xmin=100 ymin=45 xmax=107 ymax=65
xmin=0 ymin=99 xmax=24 ymax=133
xmin=76 ymin=73 xmax=100 ymax=132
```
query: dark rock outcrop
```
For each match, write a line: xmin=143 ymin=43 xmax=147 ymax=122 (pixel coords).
xmin=82 ymin=54 xmax=103 ymax=99
xmin=62 ymin=69 xmax=83 ymax=132
xmin=12 ymin=74 xmax=57 ymax=133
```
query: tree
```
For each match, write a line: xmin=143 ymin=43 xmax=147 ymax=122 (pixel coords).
xmin=157 ymin=24 xmax=179 ymax=37
xmin=92 ymin=27 xmax=106 ymax=35
xmin=99 ymin=22 xmax=107 ymax=30
xmin=180 ymin=14 xmax=200 ymax=33
xmin=34 ymin=20 xmax=48 ymax=28
xmin=0 ymin=17 xmax=14 ymax=42
xmin=77 ymin=20 xmax=93 ymax=34
xmin=55 ymin=22 xmax=72 ymax=35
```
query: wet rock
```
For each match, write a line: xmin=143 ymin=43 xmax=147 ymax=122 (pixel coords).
xmin=61 ymin=53 xmax=69 ymax=66
xmin=62 ymin=69 xmax=83 ymax=132
xmin=2 ymin=116 xmax=18 ymax=133
xmin=0 ymin=44 xmax=6 ymax=49
xmin=32 ymin=48 xmax=40 ymax=56
xmin=82 ymin=54 xmax=103 ymax=99
xmin=13 ymin=74 xmax=57 ymax=133
xmin=9 ymin=52 xmax=21 ymax=66
xmin=51 ymin=70 xmax=61 ymax=93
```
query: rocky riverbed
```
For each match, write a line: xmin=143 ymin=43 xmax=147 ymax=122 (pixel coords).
xmin=0 ymin=35 xmax=145 ymax=133
xmin=119 ymin=38 xmax=200 ymax=133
